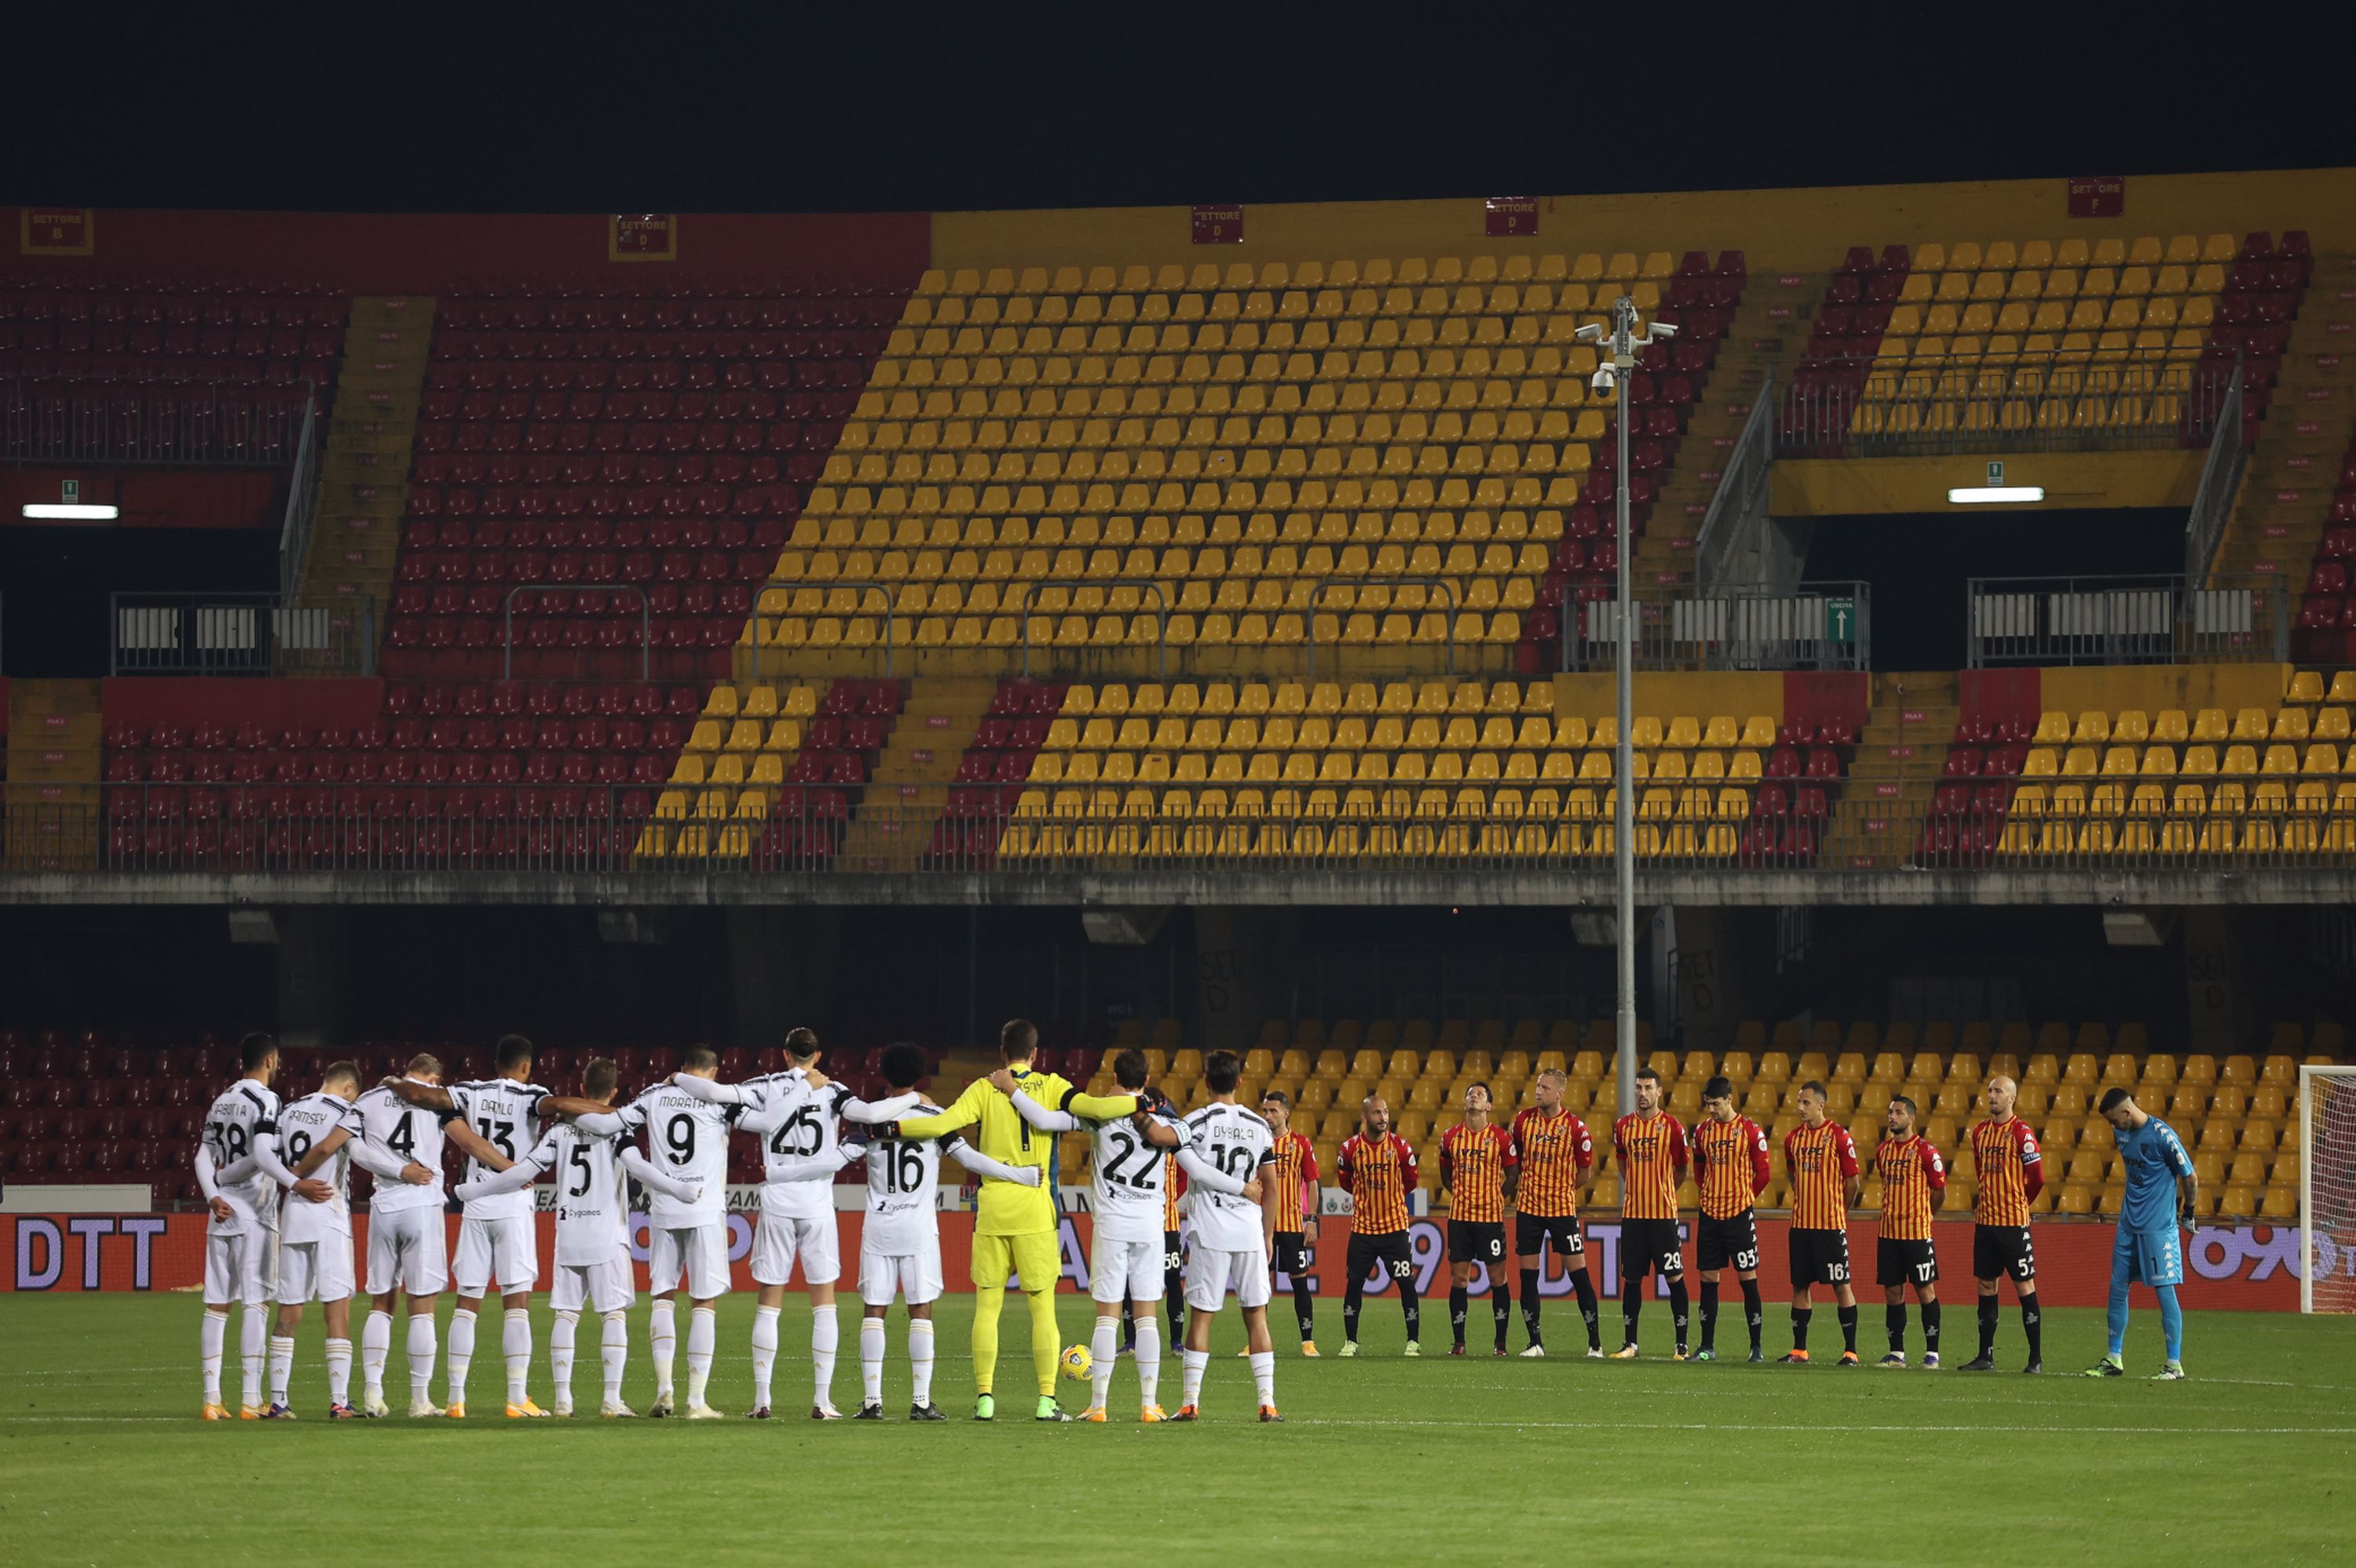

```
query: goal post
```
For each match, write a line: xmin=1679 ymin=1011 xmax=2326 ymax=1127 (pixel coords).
xmin=2300 ymin=1065 xmax=2356 ymax=1313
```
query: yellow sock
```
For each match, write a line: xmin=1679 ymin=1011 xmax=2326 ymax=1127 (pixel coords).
xmin=1027 ymin=1287 xmax=1060 ymax=1397
xmin=972 ymin=1285 xmax=1004 ymax=1395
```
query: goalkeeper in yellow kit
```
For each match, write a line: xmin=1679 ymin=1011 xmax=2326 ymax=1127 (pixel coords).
xmin=891 ymin=1018 xmax=1143 ymax=1421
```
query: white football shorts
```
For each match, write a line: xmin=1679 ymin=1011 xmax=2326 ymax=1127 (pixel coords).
xmin=1184 ymin=1243 xmax=1272 ymax=1313
xmin=364 ymin=1207 xmax=448 ymax=1297
xmin=452 ymin=1212 xmax=539 ymax=1296
xmin=1089 ymin=1234 xmax=1165 ymax=1304
xmin=648 ymin=1222 xmax=731 ymax=1299
xmin=858 ymin=1238 xmax=944 ymax=1307
xmin=751 ymin=1209 xmax=840 ymax=1287
xmin=275 ymin=1233 xmax=356 ymax=1305
xmin=203 ymin=1226 xmax=277 ymax=1307
xmin=547 ymin=1252 xmax=635 ymax=1316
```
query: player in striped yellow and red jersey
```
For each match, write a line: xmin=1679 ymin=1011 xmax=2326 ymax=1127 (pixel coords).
xmin=1688 ymin=1075 xmax=1772 ymax=1361
xmin=1778 ymin=1081 xmax=1864 ymax=1365
xmin=1963 ymin=1074 xmax=2046 ymax=1372
xmin=1505 ymin=1070 xmax=1602 ymax=1358
xmin=1336 ymin=1098 xmax=1421 ymax=1356
xmin=1608 ymin=1068 xmax=1692 ymax=1359
xmin=1259 ymin=1091 xmax=1321 ymax=1354
xmin=1439 ymin=1085 xmax=1516 ymax=1356
xmin=1872 ymin=1095 xmax=1948 ymax=1368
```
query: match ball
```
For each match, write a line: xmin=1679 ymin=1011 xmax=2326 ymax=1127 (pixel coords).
xmin=1059 ymin=1343 xmax=1094 ymax=1381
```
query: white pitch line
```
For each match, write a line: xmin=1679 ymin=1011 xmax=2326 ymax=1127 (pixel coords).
xmin=1286 ymin=1416 xmax=2354 ymax=1436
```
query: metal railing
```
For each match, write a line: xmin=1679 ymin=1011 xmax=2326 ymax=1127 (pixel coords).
xmin=2 ymin=377 xmax=316 ymax=467
xmin=1693 ymin=367 xmax=1776 ymax=593
xmin=2184 ymin=373 xmax=2248 ymax=583
xmin=1015 ymin=579 xmax=1170 ymax=680
xmin=1965 ymin=574 xmax=2288 ymax=667
xmin=13 ymin=783 xmax=2356 ymax=878
xmin=1304 ymin=576 xmax=1460 ymax=678
xmin=1776 ymin=352 xmax=2234 ymax=458
xmin=747 ymin=580 xmax=895 ymax=680
xmin=1565 ymin=582 xmax=1870 ymax=672
xmin=277 ymin=398 xmax=322 ymax=601
xmin=108 ymin=594 xmax=375 ymax=676
xmin=504 ymin=585 xmax=649 ymax=681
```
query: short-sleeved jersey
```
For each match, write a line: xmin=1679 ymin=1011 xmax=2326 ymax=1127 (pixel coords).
xmin=1970 ymin=1115 xmax=2042 ymax=1227
xmin=1783 ymin=1120 xmax=1860 ymax=1230
xmin=513 ymin=1121 xmax=636 ymax=1266
xmin=1440 ymin=1122 xmax=1514 ymax=1224
xmin=1267 ymin=1131 xmax=1317 ymax=1232
xmin=860 ymin=1129 xmax=980 ymax=1256
xmin=201 ymin=1080 xmax=283 ymax=1236
xmin=1181 ymin=1102 xmax=1276 ymax=1252
xmin=898 ymin=1068 xmax=1137 ymax=1237
xmin=1507 ymin=1108 xmax=1593 ymax=1218
xmin=1690 ymin=1113 xmax=1772 ymax=1220
xmin=1874 ymin=1133 xmax=1947 ymax=1241
xmin=2113 ymin=1116 xmax=2194 ymax=1234
xmin=446 ymin=1078 xmax=552 ymax=1221
xmin=1613 ymin=1111 xmax=1688 ymax=1221
xmin=1092 ymin=1110 xmax=1183 ymax=1245
xmin=625 ymin=1084 xmax=726 ymax=1227
xmin=1337 ymin=1131 xmax=1417 ymax=1234
xmin=353 ymin=1082 xmax=452 ymax=1215
xmin=276 ymin=1091 xmax=364 ymax=1243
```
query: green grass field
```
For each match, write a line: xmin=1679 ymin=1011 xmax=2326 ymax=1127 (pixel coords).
xmin=3 ymin=1294 xmax=2348 ymax=1566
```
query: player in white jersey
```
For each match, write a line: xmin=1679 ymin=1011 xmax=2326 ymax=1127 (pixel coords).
xmin=664 ymin=1026 xmax=921 ymax=1420
xmin=456 ymin=1056 xmax=703 ymax=1416
xmin=847 ymin=1042 xmax=1037 ymax=1420
xmin=192 ymin=1033 xmax=300 ymax=1418
xmin=265 ymin=1061 xmax=412 ymax=1418
xmin=351 ymin=1053 xmax=507 ymax=1416
xmin=1004 ymin=1048 xmax=1249 ymax=1422
xmin=379 ymin=1034 xmax=605 ymax=1417
xmin=583 ymin=1043 xmax=737 ymax=1419
xmin=1173 ymin=1051 xmax=1282 ymax=1422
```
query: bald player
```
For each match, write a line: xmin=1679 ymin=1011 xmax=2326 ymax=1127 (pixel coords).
xmin=1962 ymin=1074 xmax=2045 ymax=1373
xmin=1335 ymin=1095 xmax=1421 ymax=1357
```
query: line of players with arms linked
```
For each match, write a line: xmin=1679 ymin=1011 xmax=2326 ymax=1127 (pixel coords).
xmin=192 ymin=1031 xmax=2204 ymax=1427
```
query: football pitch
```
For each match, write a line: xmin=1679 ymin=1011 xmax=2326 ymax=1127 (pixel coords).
xmin=3 ymin=1296 xmax=2348 ymax=1566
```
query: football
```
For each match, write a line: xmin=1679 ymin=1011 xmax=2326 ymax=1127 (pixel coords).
xmin=1058 ymin=1343 xmax=1094 ymax=1381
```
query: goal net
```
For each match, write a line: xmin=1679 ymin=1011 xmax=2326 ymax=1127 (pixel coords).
xmin=2302 ymin=1065 xmax=2356 ymax=1313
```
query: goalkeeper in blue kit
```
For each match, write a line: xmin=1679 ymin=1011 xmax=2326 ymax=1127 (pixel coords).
xmin=2086 ymin=1087 xmax=2197 ymax=1380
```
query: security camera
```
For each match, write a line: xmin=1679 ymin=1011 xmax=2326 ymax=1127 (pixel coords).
xmin=1590 ymin=365 xmax=1617 ymax=396
xmin=1648 ymin=320 xmax=1679 ymax=340
xmin=1575 ymin=323 xmax=1604 ymax=343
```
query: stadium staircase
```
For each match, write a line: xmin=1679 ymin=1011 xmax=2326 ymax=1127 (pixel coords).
xmin=5 ymin=679 xmax=104 ymax=869
xmin=2212 ymin=251 xmax=2354 ymax=586
xmin=835 ymin=676 xmax=995 ymax=869
xmin=1820 ymin=671 xmax=1958 ymax=868
xmin=1634 ymin=265 xmax=1827 ymax=601
xmin=295 ymin=297 xmax=437 ymax=630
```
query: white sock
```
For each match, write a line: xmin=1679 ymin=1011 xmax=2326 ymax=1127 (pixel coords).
xmin=447 ymin=1307 xmax=477 ymax=1405
xmin=361 ymin=1310 xmax=392 ymax=1402
xmin=239 ymin=1309 xmax=267 ymax=1406
xmin=1135 ymin=1329 xmax=1162 ymax=1407
xmin=1180 ymin=1347 xmax=1209 ymax=1408
xmin=909 ymin=1319 xmax=935 ymax=1406
xmin=601 ymin=1312 xmax=628 ymax=1405
xmin=811 ymin=1303 xmax=840 ymax=1407
xmin=551 ymin=1310 xmax=578 ymax=1408
xmin=752 ymin=1305 xmax=781 ymax=1409
xmin=405 ymin=1314 xmax=437 ymax=1404
xmin=201 ymin=1311 xmax=227 ymax=1404
xmin=269 ymin=1334 xmax=296 ymax=1405
xmin=650 ymin=1299 xmax=677 ymax=1395
xmin=326 ymin=1338 xmax=353 ymax=1405
xmin=687 ymin=1306 xmax=715 ymax=1405
xmin=1249 ymin=1349 xmax=1275 ymax=1408
xmin=860 ymin=1316 xmax=886 ymax=1406
xmin=1088 ymin=1314 xmax=1118 ymax=1411
xmin=503 ymin=1308 xmax=532 ymax=1406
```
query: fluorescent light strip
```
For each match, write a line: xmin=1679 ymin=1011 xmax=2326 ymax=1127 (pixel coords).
xmin=1947 ymin=486 xmax=2045 ymax=505
xmin=22 ymin=503 xmax=121 ymax=520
